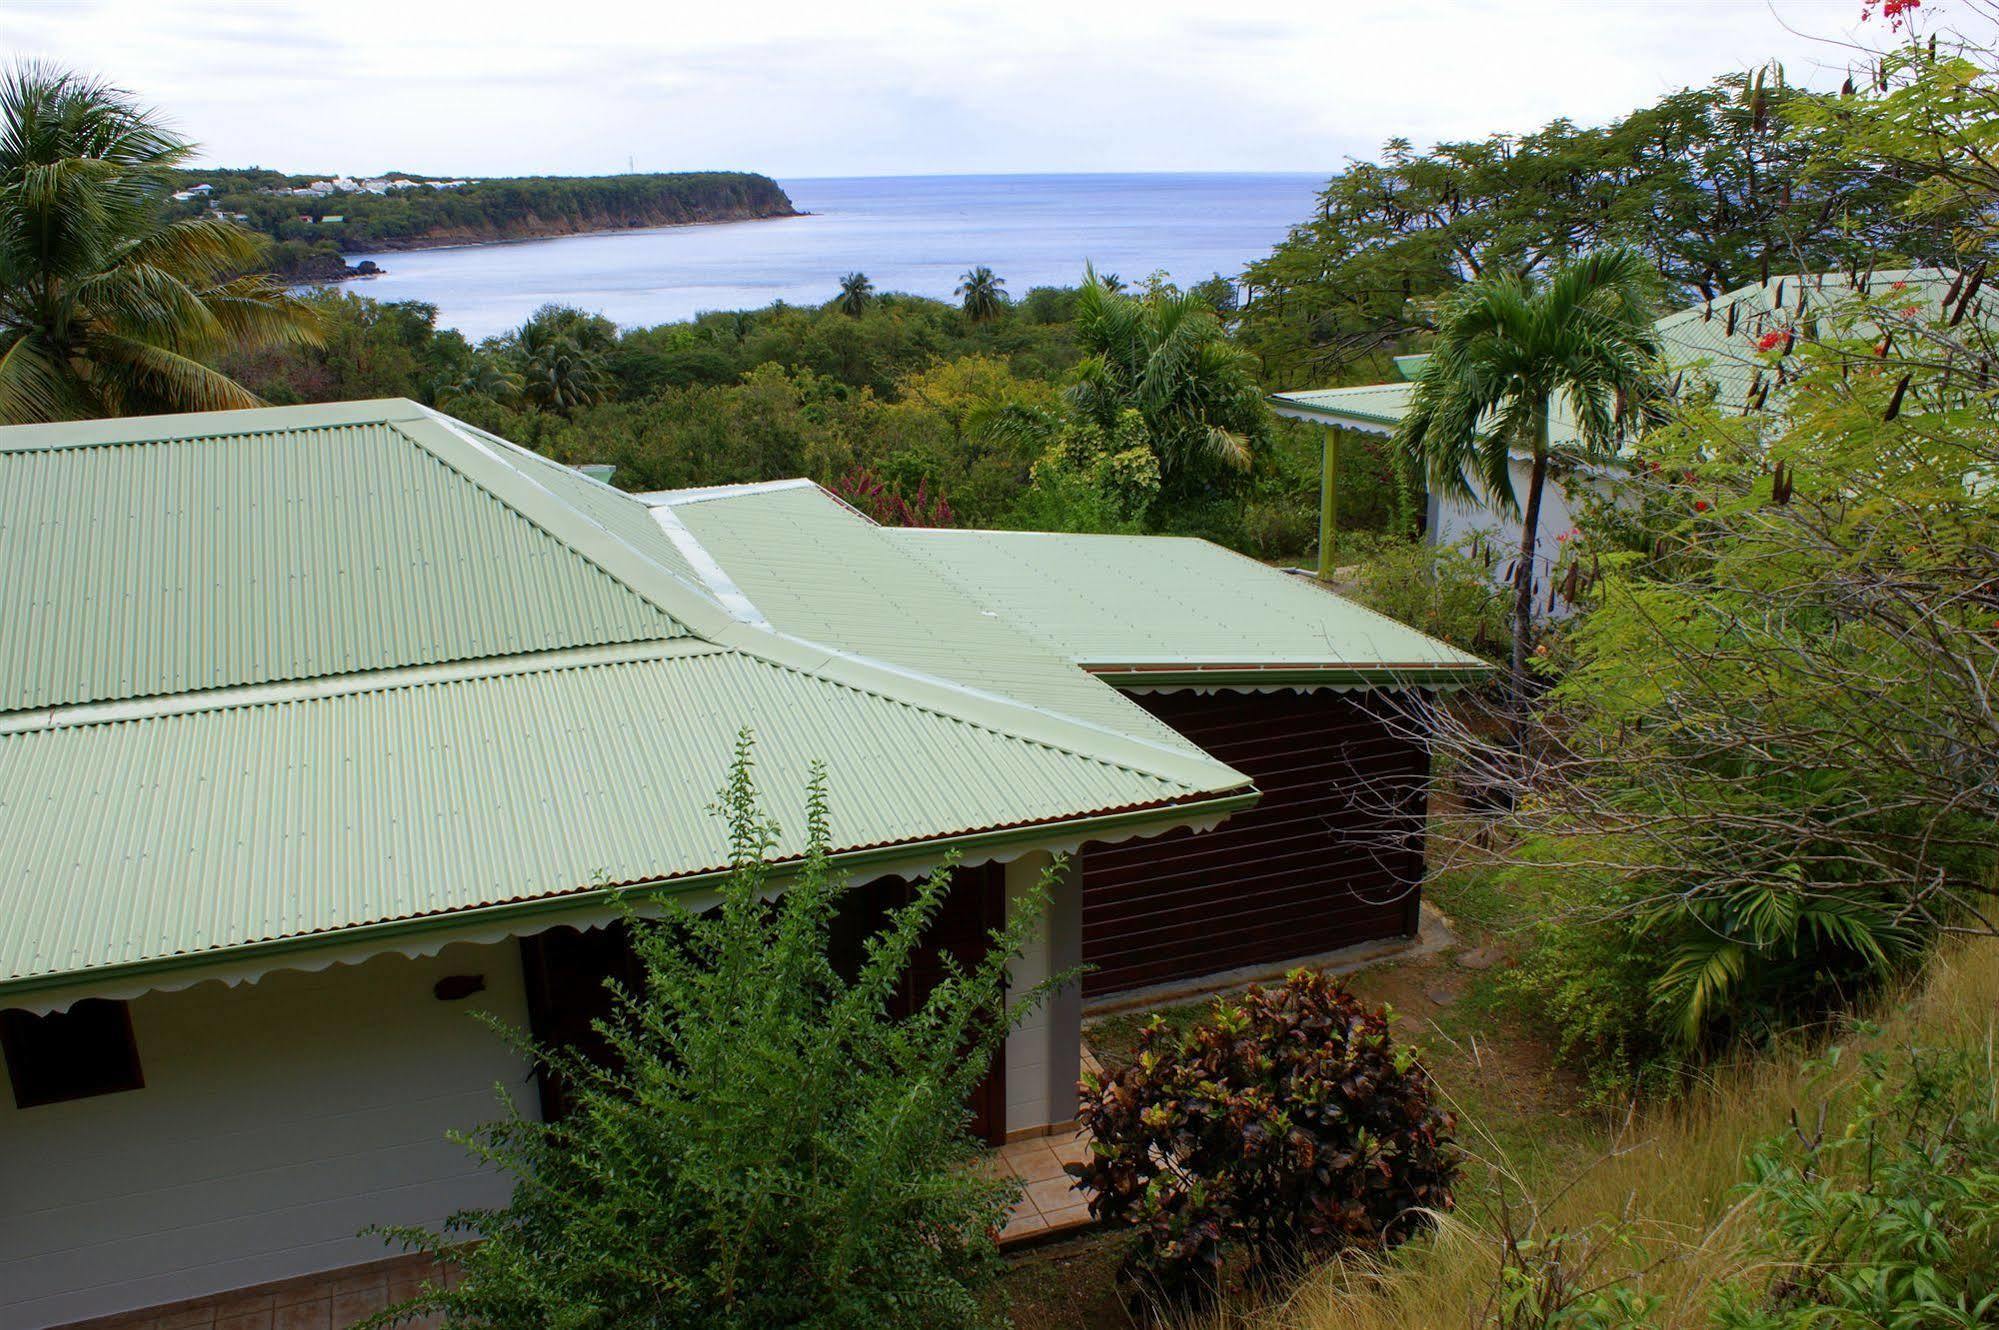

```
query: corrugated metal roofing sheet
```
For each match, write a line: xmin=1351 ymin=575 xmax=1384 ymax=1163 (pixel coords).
xmin=889 ymin=529 xmax=1485 ymax=677
xmin=1269 ymin=381 xmax=1412 ymax=430
xmin=0 ymin=401 xmax=1252 ymax=999
xmin=0 ymin=643 xmax=1211 ymax=991
xmin=660 ymin=484 xmax=1212 ymax=756
xmin=0 ymin=408 xmax=686 ymax=713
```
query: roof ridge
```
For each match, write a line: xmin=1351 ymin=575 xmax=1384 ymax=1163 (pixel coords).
xmin=405 ymin=411 xmax=1242 ymax=794
xmin=0 ymin=639 xmax=726 ymax=734
xmin=0 ymin=397 xmax=430 ymax=453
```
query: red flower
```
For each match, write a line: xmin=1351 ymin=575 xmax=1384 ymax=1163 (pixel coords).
xmin=1756 ymin=328 xmax=1791 ymax=352
xmin=1862 ymin=0 xmax=1921 ymax=29
xmin=1899 ymin=304 xmax=1921 ymax=317
xmin=1693 ymin=499 xmax=1710 ymax=512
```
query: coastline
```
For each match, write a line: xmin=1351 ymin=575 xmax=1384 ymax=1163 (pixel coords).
xmin=319 ymin=208 xmax=808 ymax=280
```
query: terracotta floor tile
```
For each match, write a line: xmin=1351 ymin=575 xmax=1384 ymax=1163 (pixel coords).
xmin=1040 ymin=1201 xmax=1095 ymax=1230
xmin=1051 ymin=1135 xmax=1092 ymax=1166
xmin=1024 ymin=1174 xmax=1084 ymax=1213
xmin=999 ymin=1212 xmax=1042 ymax=1241
xmin=1007 ymin=1147 xmax=1068 ymax=1184
xmin=998 ymin=1138 xmax=1054 ymax=1165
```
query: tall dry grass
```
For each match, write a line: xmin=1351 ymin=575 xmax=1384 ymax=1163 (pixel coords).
xmin=1216 ymin=936 xmax=1999 ymax=1330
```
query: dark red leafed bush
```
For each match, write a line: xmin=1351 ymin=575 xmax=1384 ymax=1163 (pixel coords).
xmin=1069 ymin=969 xmax=1459 ymax=1312
xmin=829 ymin=466 xmax=953 ymax=528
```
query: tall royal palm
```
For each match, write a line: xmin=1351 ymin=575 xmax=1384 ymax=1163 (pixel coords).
xmin=1395 ymin=248 xmax=1659 ymax=699
xmin=956 ymin=266 xmax=1006 ymax=320
xmin=0 ymin=65 xmax=319 ymax=424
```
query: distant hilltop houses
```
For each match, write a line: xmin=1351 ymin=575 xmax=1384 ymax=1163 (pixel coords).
xmin=268 ymin=175 xmax=474 ymax=198
xmin=169 ymin=176 xmax=475 ymax=205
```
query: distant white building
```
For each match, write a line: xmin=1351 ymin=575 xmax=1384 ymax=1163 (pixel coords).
xmin=1270 ymin=267 xmax=1956 ymax=616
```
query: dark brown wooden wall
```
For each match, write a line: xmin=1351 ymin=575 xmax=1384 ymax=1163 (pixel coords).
xmin=1082 ymin=688 xmax=1428 ymax=997
xmin=519 ymin=863 xmax=1009 ymax=1144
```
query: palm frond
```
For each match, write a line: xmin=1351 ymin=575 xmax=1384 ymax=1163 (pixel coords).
xmin=0 ymin=331 xmax=78 ymax=424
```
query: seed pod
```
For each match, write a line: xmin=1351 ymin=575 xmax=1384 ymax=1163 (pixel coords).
xmin=1951 ymin=264 xmax=1986 ymax=327
xmin=1884 ymin=373 xmax=1910 ymax=421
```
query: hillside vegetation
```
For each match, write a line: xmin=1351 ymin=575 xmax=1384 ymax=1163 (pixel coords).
xmin=170 ymin=169 xmax=796 ymax=276
xmin=1218 ymin=933 xmax=1999 ymax=1330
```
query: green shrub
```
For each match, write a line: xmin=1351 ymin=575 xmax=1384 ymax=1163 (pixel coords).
xmin=1490 ymin=858 xmax=1680 ymax=1107
xmin=371 ymin=737 xmax=1058 ymax=1330
xmin=1007 ymin=409 xmax=1161 ymax=533
xmin=1070 ymin=969 xmax=1460 ymax=1313
xmin=1237 ymin=492 xmax=1319 ymax=560
xmin=1712 ymin=1041 xmax=1999 ymax=1330
xmin=1351 ymin=536 xmax=1511 ymax=660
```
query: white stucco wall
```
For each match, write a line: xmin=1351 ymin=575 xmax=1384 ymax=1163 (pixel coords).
xmin=0 ymin=942 xmax=535 ymax=1330
xmin=1002 ymin=851 xmax=1083 ymax=1137
xmin=1427 ymin=458 xmax=1595 ymax=619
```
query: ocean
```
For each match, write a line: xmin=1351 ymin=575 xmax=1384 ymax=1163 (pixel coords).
xmin=344 ymin=173 xmax=1325 ymax=340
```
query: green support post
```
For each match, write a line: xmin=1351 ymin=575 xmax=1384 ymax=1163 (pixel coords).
xmin=1316 ymin=426 xmax=1340 ymax=580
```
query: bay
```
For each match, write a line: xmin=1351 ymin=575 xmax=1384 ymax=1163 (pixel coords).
xmin=344 ymin=172 xmax=1323 ymax=340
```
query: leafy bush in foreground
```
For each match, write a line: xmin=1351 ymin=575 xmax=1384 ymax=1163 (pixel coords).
xmin=1713 ymin=1041 xmax=1999 ymax=1330
xmin=1070 ymin=969 xmax=1459 ymax=1313
xmin=371 ymin=737 xmax=1059 ymax=1330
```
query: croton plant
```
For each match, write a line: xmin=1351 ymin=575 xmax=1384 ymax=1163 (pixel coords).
xmin=1070 ymin=968 xmax=1460 ymax=1310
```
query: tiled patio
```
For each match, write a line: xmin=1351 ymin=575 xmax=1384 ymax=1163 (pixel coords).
xmin=996 ymin=1125 xmax=1096 ymax=1242
xmin=996 ymin=1043 xmax=1104 ymax=1245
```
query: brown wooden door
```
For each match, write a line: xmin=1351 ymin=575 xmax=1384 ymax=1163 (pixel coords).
xmin=829 ymin=862 xmax=1008 ymax=1144
xmin=520 ymin=863 xmax=1009 ymax=1142
xmin=1082 ymin=688 xmax=1429 ymax=996
xmin=517 ymin=922 xmax=644 ymax=1121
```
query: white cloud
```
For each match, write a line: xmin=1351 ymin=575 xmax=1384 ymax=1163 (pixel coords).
xmin=0 ymin=0 xmax=1918 ymax=177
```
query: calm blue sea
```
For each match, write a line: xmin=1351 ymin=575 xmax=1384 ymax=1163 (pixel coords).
xmin=345 ymin=173 xmax=1324 ymax=340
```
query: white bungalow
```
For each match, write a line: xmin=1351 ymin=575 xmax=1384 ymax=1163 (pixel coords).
xmin=1271 ymin=267 xmax=1956 ymax=613
xmin=0 ymin=401 xmax=1479 ymax=1328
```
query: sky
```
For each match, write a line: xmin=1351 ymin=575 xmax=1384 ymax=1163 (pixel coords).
xmin=0 ymin=0 xmax=1914 ymax=179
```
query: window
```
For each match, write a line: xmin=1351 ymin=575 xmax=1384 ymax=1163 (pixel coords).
xmin=1 ymin=999 xmax=144 ymax=1109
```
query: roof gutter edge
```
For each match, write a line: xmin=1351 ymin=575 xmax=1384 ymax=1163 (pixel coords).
xmin=0 ymin=787 xmax=1260 ymax=1009
xmin=1087 ymin=663 xmax=1492 ymax=689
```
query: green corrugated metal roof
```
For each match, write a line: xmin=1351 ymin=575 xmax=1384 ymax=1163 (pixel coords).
xmin=0 ymin=402 xmax=1250 ymax=1000
xmin=1269 ymin=381 xmax=1412 ymax=431
xmin=887 ymin=529 xmax=1486 ymax=682
xmin=1 ymin=643 xmax=1239 ymax=997
xmin=653 ymin=483 xmax=1210 ymax=756
xmin=1272 ymin=268 xmax=1955 ymax=442
xmin=0 ymin=403 xmax=690 ymax=712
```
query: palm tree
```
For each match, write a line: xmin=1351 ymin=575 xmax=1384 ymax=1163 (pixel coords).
xmin=956 ymin=266 xmax=1007 ymax=321
xmin=516 ymin=321 xmax=602 ymax=413
xmin=1065 ymin=266 xmax=1266 ymax=485
xmin=1395 ymin=248 xmax=1660 ymax=699
xmin=0 ymin=65 xmax=319 ymax=424
xmin=434 ymin=356 xmax=523 ymax=409
xmin=836 ymin=271 xmax=873 ymax=317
